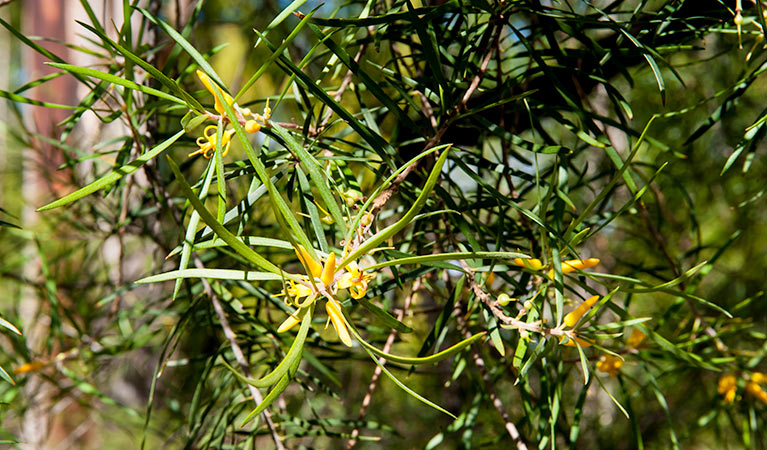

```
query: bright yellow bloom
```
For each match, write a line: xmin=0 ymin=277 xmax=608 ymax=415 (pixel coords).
xmin=513 ymin=257 xmax=543 ymax=270
xmin=596 ymin=354 xmax=623 ymax=377
xmin=563 ymin=295 xmax=600 ymax=328
xmin=752 ymin=372 xmax=767 ymax=384
xmin=189 ymin=125 xmax=236 ymax=159
xmin=295 ymin=246 xmax=323 ymax=278
xmin=746 ymin=381 xmax=767 ymax=404
xmin=190 ymin=72 xmax=270 ymax=159
xmin=549 ymin=258 xmax=600 ymax=278
xmin=718 ymin=374 xmax=737 ymax=403
xmin=338 ymin=261 xmax=376 ymax=299
xmin=197 ymin=70 xmax=233 ymax=114
xmin=244 ymin=120 xmax=261 ymax=133
xmin=326 ymin=297 xmax=352 ymax=347
xmin=275 ymin=279 xmax=317 ymax=309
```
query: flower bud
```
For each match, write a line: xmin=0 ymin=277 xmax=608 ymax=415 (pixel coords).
xmin=321 ymin=252 xmax=336 ymax=286
xmin=295 ymin=246 xmax=323 ymax=278
xmin=245 ymin=120 xmax=261 ymax=133
xmin=497 ymin=293 xmax=513 ymax=306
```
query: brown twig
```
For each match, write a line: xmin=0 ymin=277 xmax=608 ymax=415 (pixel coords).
xmin=454 ymin=291 xmax=528 ymax=450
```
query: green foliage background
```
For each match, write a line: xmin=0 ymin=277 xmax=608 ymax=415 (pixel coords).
xmin=1 ymin=0 xmax=766 ymax=448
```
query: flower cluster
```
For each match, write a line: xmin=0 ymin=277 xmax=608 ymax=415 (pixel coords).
xmin=719 ymin=372 xmax=767 ymax=404
xmin=596 ymin=354 xmax=623 ymax=377
xmin=188 ymin=70 xmax=270 ymax=159
xmin=275 ymin=246 xmax=377 ymax=347
xmin=512 ymin=257 xmax=600 ymax=279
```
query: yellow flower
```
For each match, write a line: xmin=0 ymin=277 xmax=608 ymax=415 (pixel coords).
xmin=244 ymin=120 xmax=261 ymax=133
xmin=326 ymin=297 xmax=352 ymax=347
xmin=746 ymin=381 xmax=767 ymax=404
xmin=295 ymin=246 xmax=323 ymax=278
xmin=14 ymin=360 xmax=47 ymax=375
xmin=197 ymin=69 xmax=233 ymax=114
xmin=190 ymin=72 xmax=270 ymax=159
xmin=338 ymin=261 xmax=376 ymax=299
xmin=563 ymin=295 xmax=600 ymax=328
xmin=549 ymin=258 xmax=600 ymax=278
xmin=275 ymin=279 xmax=317 ymax=308
xmin=512 ymin=257 xmax=543 ymax=270
xmin=752 ymin=372 xmax=767 ymax=384
xmin=189 ymin=125 xmax=236 ymax=159
xmin=596 ymin=354 xmax=623 ymax=377
xmin=718 ymin=374 xmax=737 ymax=403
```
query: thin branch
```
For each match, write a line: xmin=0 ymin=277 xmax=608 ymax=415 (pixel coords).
xmin=192 ymin=255 xmax=285 ymax=450
xmin=454 ymin=289 xmax=528 ymax=450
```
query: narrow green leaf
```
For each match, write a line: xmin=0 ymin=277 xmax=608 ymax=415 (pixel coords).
xmin=362 ymin=346 xmax=456 ymax=419
xmin=137 ymin=269 xmax=283 ymax=284
xmin=136 ymin=7 xmax=228 ymax=91
xmin=356 ymin=298 xmax=413 ymax=333
xmin=221 ymin=305 xmax=311 ymax=388
xmin=38 ymin=130 xmax=184 ymax=211
xmin=166 ymin=156 xmax=283 ymax=275
xmin=76 ymin=21 xmax=203 ymax=111
xmin=0 ymin=317 xmax=22 ymax=335
xmin=240 ymin=373 xmax=290 ymax=425
xmin=46 ymin=63 xmax=187 ymax=106
xmin=271 ymin=122 xmax=346 ymax=230
xmin=340 ymin=148 xmax=450 ymax=270
xmin=0 ymin=366 xmax=15 ymax=385
xmin=350 ymin=322 xmax=485 ymax=365
xmin=364 ymin=251 xmax=528 ymax=271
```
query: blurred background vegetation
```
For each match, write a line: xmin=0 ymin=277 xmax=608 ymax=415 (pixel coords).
xmin=1 ymin=0 xmax=767 ymax=449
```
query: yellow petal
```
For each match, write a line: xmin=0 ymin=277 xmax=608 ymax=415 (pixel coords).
xmin=337 ymin=272 xmax=353 ymax=289
xmin=559 ymin=335 xmax=591 ymax=347
xmin=196 ymin=70 xmax=233 ymax=114
xmin=563 ymin=296 xmax=599 ymax=328
xmin=349 ymin=285 xmax=366 ymax=299
xmin=295 ymin=246 xmax=323 ymax=278
xmin=326 ymin=300 xmax=352 ymax=347
xmin=560 ymin=258 xmax=600 ymax=274
xmin=277 ymin=313 xmax=301 ymax=333
xmin=14 ymin=360 xmax=47 ymax=374
xmin=321 ymin=252 xmax=336 ymax=286
xmin=513 ymin=257 xmax=543 ymax=270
